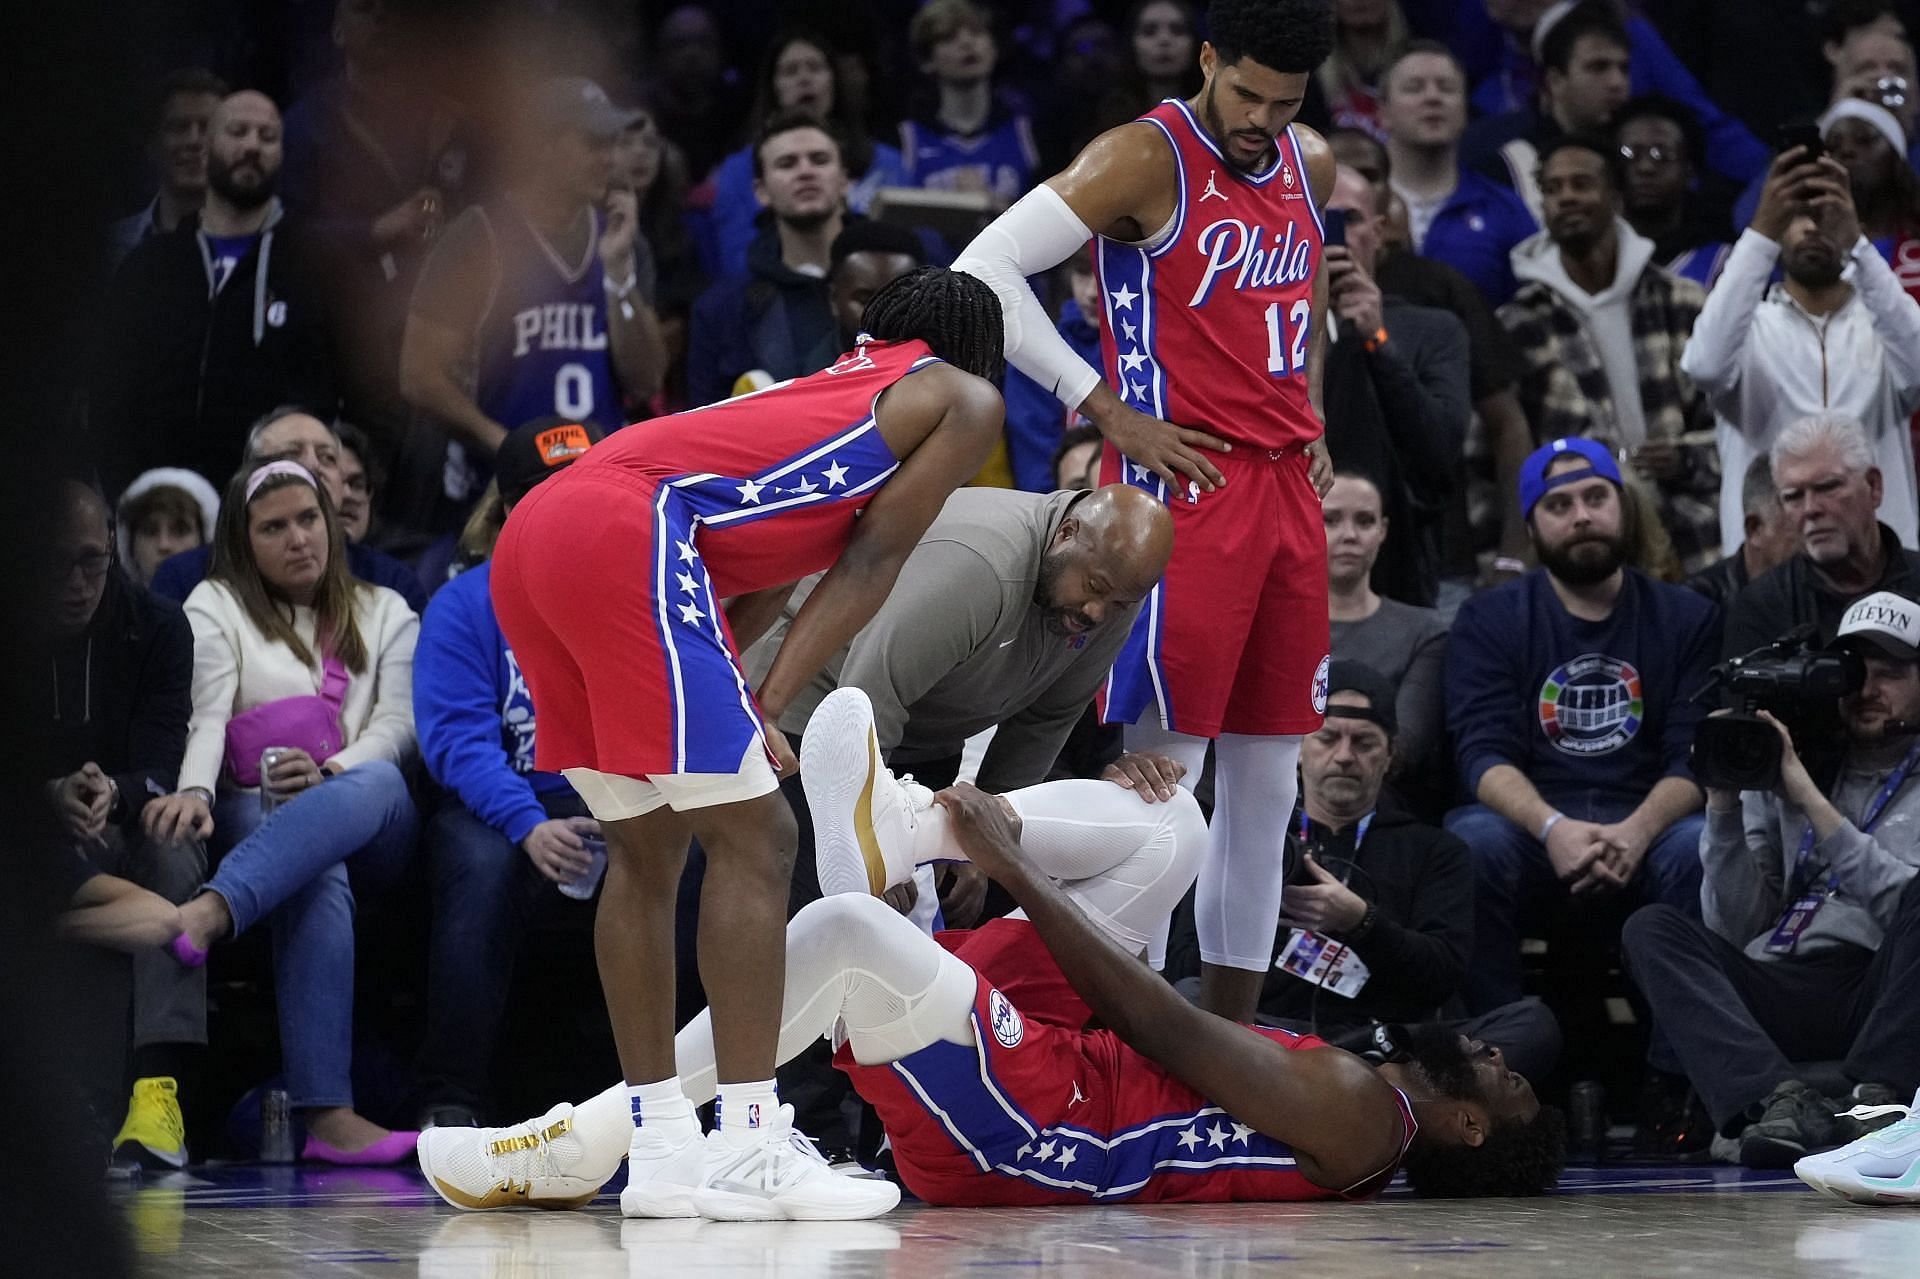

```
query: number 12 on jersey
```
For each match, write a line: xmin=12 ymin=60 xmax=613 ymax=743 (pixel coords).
xmin=1264 ymin=299 xmax=1314 ymax=377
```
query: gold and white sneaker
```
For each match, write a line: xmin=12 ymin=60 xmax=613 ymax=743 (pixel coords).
xmin=803 ymin=687 xmax=933 ymax=897
xmin=418 ymin=1103 xmax=620 ymax=1211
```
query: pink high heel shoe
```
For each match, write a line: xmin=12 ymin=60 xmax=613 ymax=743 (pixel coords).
xmin=301 ymin=1129 xmax=420 ymax=1167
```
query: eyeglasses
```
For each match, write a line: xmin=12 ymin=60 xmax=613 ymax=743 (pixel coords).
xmin=53 ymin=550 xmax=112 ymax=581
xmin=1618 ymin=144 xmax=1677 ymax=165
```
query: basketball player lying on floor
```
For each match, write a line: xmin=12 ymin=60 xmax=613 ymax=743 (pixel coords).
xmin=422 ymin=689 xmax=1565 ymax=1209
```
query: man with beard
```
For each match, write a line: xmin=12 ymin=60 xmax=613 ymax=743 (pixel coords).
xmin=1682 ymin=140 xmax=1920 ymax=553
xmin=1444 ymin=439 xmax=1718 ymax=1014
xmin=95 ymin=90 xmax=338 ymax=492
xmin=739 ymin=484 xmax=1174 ymax=933
xmin=952 ymin=0 xmax=1340 ymax=1026
xmin=1499 ymin=136 xmax=1719 ymax=573
xmin=423 ymin=723 xmax=1563 ymax=1208
xmin=685 ymin=110 xmax=853 ymax=406
xmin=1625 ymin=591 xmax=1920 ymax=1173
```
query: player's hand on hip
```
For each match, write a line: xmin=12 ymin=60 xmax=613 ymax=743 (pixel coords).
xmin=1305 ymin=437 xmax=1333 ymax=497
xmin=1096 ymin=401 xmax=1230 ymax=493
xmin=932 ymin=783 xmax=1025 ymax=881
xmin=763 ymin=723 xmax=799 ymax=778
xmin=1102 ymin=751 xmax=1186 ymax=801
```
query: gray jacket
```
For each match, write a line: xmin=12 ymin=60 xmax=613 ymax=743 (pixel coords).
xmin=745 ymin=488 xmax=1139 ymax=793
xmin=1703 ymin=741 xmax=1920 ymax=961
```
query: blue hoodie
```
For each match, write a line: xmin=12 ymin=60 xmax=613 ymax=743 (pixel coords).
xmin=413 ymin=561 xmax=572 ymax=843
xmin=1002 ymin=298 xmax=1102 ymax=493
xmin=1446 ymin=568 xmax=1720 ymax=808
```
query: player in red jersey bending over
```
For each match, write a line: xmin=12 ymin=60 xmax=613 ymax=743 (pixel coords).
xmin=485 ymin=267 xmax=1004 ymax=1222
xmin=422 ymin=690 xmax=1564 ymax=1207
xmin=955 ymin=0 xmax=1341 ymax=1021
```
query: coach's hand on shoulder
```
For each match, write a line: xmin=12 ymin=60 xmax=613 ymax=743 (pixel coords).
xmin=1103 ymin=751 xmax=1186 ymax=802
xmin=1090 ymin=395 xmax=1230 ymax=494
xmin=933 ymin=783 xmax=1026 ymax=882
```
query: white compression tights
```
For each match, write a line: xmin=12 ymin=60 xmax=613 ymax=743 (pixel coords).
xmin=572 ymin=778 xmax=1207 ymax=1133
xmin=1125 ymin=722 xmax=1303 ymax=972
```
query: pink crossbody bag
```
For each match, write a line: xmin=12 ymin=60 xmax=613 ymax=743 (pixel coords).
xmin=222 ymin=653 xmax=351 ymax=787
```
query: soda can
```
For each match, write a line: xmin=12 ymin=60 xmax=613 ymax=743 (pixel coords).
xmin=260 ymin=1087 xmax=295 ymax=1163
xmin=558 ymin=832 xmax=609 ymax=900
xmin=260 ymin=747 xmax=291 ymax=815
xmin=1569 ymin=1080 xmax=1607 ymax=1159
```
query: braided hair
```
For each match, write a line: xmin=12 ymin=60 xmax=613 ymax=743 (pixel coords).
xmin=858 ymin=266 xmax=1005 ymax=383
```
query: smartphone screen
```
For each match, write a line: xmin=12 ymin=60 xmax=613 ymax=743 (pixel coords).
xmin=1323 ymin=207 xmax=1348 ymax=248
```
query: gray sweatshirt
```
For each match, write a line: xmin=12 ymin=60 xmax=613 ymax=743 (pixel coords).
xmin=743 ymin=489 xmax=1139 ymax=792
xmin=1702 ymin=738 xmax=1920 ymax=961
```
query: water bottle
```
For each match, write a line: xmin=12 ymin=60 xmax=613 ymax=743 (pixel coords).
xmin=259 ymin=1088 xmax=295 ymax=1163
xmin=1569 ymin=1080 xmax=1607 ymax=1160
xmin=558 ymin=830 xmax=608 ymax=900
xmin=259 ymin=747 xmax=291 ymax=815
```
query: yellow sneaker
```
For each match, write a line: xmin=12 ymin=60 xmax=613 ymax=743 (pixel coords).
xmin=113 ymin=1077 xmax=188 ymax=1170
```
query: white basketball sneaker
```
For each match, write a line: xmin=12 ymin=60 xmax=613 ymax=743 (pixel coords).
xmin=620 ymin=1118 xmax=715 ymax=1219
xmin=418 ymin=1103 xmax=621 ymax=1211
xmin=1795 ymin=1089 xmax=1920 ymax=1205
xmin=691 ymin=1104 xmax=901 ymax=1221
xmin=803 ymin=687 xmax=933 ymax=897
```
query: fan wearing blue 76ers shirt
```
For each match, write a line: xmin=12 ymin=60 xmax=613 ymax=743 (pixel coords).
xmin=486 ymin=266 xmax=1005 ymax=1221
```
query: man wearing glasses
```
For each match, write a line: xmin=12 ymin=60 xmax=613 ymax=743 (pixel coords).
xmin=38 ymin=480 xmax=205 ymax=1172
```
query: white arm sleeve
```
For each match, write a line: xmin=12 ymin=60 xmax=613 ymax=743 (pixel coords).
xmin=953 ymin=184 xmax=1104 ymax=412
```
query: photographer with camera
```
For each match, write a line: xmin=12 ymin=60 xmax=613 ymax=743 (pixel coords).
xmin=1624 ymin=592 xmax=1920 ymax=1173
xmin=1445 ymin=438 xmax=1719 ymax=1015
xmin=1723 ymin=413 xmax=1920 ymax=661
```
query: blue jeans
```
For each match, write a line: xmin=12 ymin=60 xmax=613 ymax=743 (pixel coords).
xmin=416 ymin=790 xmax=587 ymax=1113
xmin=205 ymin=760 xmax=418 ymax=1108
xmin=1445 ymin=795 xmax=1705 ymax=1013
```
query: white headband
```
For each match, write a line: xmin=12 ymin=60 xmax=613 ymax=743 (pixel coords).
xmin=1820 ymin=97 xmax=1909 ymax=157
xmin=244 ymin=460 xmax=319 ymax=505
xmin=1530 ymin=0 xmax=1584 ymax=64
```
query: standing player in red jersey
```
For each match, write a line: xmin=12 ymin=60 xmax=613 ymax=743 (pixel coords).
xmin=484 ymin=267 xmax=1005 ymax=1222
xmin=955 ymin=0 xmax=1340 ymax=1020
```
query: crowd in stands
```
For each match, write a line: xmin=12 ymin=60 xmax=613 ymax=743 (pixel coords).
xmin=39 ymin=0 xmax=1920 ymax=1182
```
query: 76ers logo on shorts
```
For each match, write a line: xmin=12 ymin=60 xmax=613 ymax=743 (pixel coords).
xmin=1311 ymin=655 xmax=1330 ymax=715
xmin=988 ymin=988 xmax=1024 ymax=1049
xmin=1538 ymin=653 xmax=1643 ymax=756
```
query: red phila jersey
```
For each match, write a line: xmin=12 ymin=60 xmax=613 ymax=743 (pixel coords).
xmin=573 ymin=338 xmax=936 ymax=597
xmin=1094 ymin=99 xmax=1324 ymax=453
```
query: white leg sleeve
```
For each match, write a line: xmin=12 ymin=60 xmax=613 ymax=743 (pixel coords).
xmin=1001 ymin=781 xmax=1207 ymax=952
xmin=672 ymin=896 xmax=978 ymax=1103
xmin=1121 ymin=722 xmax=1215 ymax=969
xmin=1196 ymin=733 xmax=1302 ymax=971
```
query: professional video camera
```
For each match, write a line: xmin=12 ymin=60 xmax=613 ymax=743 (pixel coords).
xmin=1691 ymin=627 xmax=1863 ymax=791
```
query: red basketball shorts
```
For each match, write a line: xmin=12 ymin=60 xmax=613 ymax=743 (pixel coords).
xmin=1100 ymin=442 xmax=1330 ymax=737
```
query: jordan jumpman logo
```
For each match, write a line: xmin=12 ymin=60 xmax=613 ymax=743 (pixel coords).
xmin=1200 ymin=170 xmax=1228 ymax=202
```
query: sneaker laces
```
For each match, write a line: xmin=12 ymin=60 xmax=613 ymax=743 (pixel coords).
xmin=1835 ymin=1101 xmax=1913 ymax=1124
xmin=480 ymin=1113 xmax=573 ymax=1186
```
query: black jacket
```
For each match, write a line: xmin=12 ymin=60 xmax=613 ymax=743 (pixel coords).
xmin=1722 ymin=524 xmax=1920 ymax=660
xmin=38 ymin=571 xmax=193 ymax=828
xmin=1167 ymin=806 xmax=1474 ymax=1028
xmin=92 ymin=201 xmax=337 ymax=492
xmin=685 ymin=223 xmax=841 ymax=407
xmin=1686 ymin=550 xmax=1751 ymax=612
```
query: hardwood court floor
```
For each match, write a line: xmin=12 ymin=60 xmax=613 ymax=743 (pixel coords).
xmin=113 ymin=1161 xmax=1917 ymax=1278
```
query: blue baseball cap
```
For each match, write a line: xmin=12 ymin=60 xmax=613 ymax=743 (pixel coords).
xmin=1519 ymin=437 xmax=1623 ymax=520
